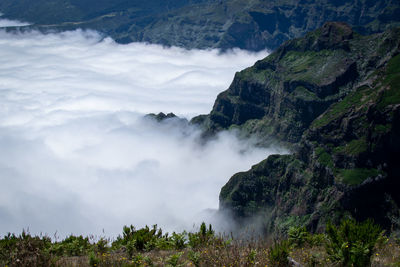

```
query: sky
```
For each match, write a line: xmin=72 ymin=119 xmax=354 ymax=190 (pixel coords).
xmin=0 ymin=18 xmax=283 ymax=238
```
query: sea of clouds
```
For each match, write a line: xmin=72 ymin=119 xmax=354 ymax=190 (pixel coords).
xmin=0 ymin=18 xmax=283 ymax=238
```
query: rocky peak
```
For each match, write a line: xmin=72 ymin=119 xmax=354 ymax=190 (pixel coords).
xmin=312 ymin=21 xmax=354 ymax=51
xmin=145 ymin=112 xmax=178 ymax=121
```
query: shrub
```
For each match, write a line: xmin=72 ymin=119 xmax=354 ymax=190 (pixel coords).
xmin=268 ymin=240 xmax=290 ymax=266
xmin=247 ymin=248 xmax=257 ymax=265
xmin=325 ymin=219 xmax=383 ymax=267
xmin=309 ymin=233 xmax=326 ymax=246
xmin=0 ymin=231 xmax=52 ymax=266
xmin=0 ymin=233 xmax=18 ymax=265
xmin=95 ymin=237 xmax=109 ymax=254
xmin=112 ymin=224 xmax=165 ymax=252
xmin=50 ymin=235 xmax=91 ymax=256
xmin=188 ymin=250 xmax=201 ymax=267
xmin=126 ymin=239 xmax=136 ymax=259
xmin=143 ymin=255 xmax=154 ymax=266
xmin=88 ymin=251 xmax=100 ymax=267
xmin=188 ymin=232 xmax=201 ymax=248
xmin=154 ymin=236 xmax=173 ymax=250
xmin=166 ymin=252 xmax=184 ymax=267
xmin=132 ymin=253 xmax=146 ymax=265
xmin=188 ymin=222 xmax=215 ymax=248
xmin=171 ymin=232 xmax=186 ymax=250
xmin=288 ymin=226 xmax=309 ymax=247
xmin=134 ymin=226 xmax=158 ymax=250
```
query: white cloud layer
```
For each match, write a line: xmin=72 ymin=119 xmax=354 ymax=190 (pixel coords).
xmin=0 ymin=27 xmax=280 ymax=238
xmin=0 ymin=14 xmax=30 ymax=27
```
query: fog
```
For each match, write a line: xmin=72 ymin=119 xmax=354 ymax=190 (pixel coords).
xmin=0 ymin=22 xmax=282 ymax=238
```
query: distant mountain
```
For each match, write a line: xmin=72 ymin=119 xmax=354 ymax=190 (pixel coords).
xmin=1 ymin=0 xmax=399 ymax=50
xmin=195 ymin=22 xmax=400 ymax=234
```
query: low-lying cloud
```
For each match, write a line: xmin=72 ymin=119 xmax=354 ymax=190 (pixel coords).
xmin=0 ymin=14 xmax=30 ymax=27
xmin=0 ymin=26 xmax=280 ymax=238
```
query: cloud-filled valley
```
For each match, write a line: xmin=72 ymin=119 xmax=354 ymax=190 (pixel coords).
xmin=0 ymin=24 xmax=284 ymax=238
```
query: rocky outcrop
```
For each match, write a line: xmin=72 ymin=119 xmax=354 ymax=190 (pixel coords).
xmin=145 ymin=112 xmax=179 ymax=122
xmin=218 ymin=25 xmax=400 ymax=235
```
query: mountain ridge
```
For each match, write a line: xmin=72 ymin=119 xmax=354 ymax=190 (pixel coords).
xmin=1 ymin=0 xmax=399 ymax=51
xmin=194 ymin=22 xmax=399 ymax=145
xmin=212 ymin=22 xmax=400 ymax=234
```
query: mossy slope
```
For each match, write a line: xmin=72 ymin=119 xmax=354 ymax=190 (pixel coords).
xmin=198 ymin=23 xmax=400 ymax=145
xmin=218 ymin=25 xmax=400 ymax=234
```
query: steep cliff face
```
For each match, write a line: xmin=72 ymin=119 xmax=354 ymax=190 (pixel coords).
xmin=1 ymin=0 xmax=399 ymax=51
xmin=218 ymin=25 xmax=400 ymax=234
xmin=200 ymin=22 xmax=399 ymax=145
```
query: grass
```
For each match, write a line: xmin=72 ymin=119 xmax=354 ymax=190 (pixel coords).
xmin=312 ymin=85 xmax=375 ymax=128
xmin=279 ymin=49 xmax=349 ymax=85
xmin=337 ymin=168 xmax=381 ymax=185
xmin=290 ymin=85 xmax=318 ymax=101
xmin=315 ymin=146 xmax=334 ymax=168
xmin=345 ymin=138 xmax=368 ymax=155
xmin=333 ymin=137 xmax=368 ymax=156
xmin=377 ymin=54 xmax=400 ymax=109
xmin=374 ymin=124 xmax=392 ymax=134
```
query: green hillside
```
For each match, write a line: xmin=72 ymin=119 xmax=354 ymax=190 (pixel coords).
xmin=206 ymin=22 xmax=400 ymax=235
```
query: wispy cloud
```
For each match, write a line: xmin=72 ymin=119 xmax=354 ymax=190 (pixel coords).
xmin=0 ymin=27 xmax=278 ymax=237
xmin=0 ymin=13 xmax=30 ymax=27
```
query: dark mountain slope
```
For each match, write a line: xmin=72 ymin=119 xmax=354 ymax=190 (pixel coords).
xmin=0 ymin=0 xmax=204 ymax=24
xmin=1 ymin=0 xmax=399 ymax=50
xmin=217 ymin=24 xmax=400 ymax=234
xmin=197 ymin=22 xmax=399 ymax=144
xmin=138 ymin=0 xmax=400 ymax=50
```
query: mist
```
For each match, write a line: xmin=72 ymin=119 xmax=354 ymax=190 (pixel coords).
xmin=0 ymin=25 xmax=282 ymax=238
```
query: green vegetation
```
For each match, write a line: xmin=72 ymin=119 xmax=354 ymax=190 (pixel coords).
xmin=187 ymin=222 xmax=215 ymax=249
xmin=345 ymin=138 xmax=368 ymax=155
xmin=312 ymin=85 xmax=375 ymax=128
xmin=1 ymin=219 xmax=398 ymax=266
xmin=338 ymin=168 xmax=381 ymax=185
xmin=325 ymin=219 xmax=383 ymax=267
xmin=275 ymin=215 xmax=312 ymax=235
xmin=50 ymin=235 xmax=91 ymax=256
xmin=291 ymin=86 xmax=318 ymax=101
xmin=377 ymin=54 xmax=400 ymax=109
xmin=315 ymin=147 xmax=334 ymax=168
xmin=268 ymin=240 xmax=290 ymax=266
xmin=280 ymin=50 xmax=344 ymax=85
xmin=0 ymin=231 xmax=53 ymax=266
xmin=166 ymin=252 xmax=184 ymax=267
xmin=374 ymin=124 xmax=392 ymax=134
xmin=334 ymin=137 xmax=368 ymax=156
xmin=288 ymin=226 xmax=309 ymax=247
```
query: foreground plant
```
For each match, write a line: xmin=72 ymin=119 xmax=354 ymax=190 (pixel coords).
xmin=268 ymin=240 xmax=290 ymax=266
xmin=325 ymin=219 xmax=383 ymax=267
xmin=1 ymin=219 xmax=399 ymax=266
